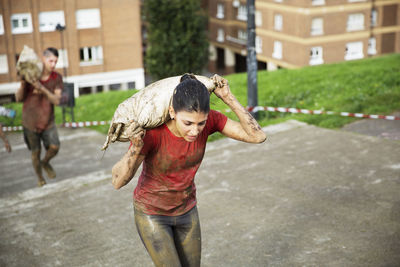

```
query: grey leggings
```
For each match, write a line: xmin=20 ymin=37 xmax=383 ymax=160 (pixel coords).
xmin=134 ymin=206 xmax=201 ymax=267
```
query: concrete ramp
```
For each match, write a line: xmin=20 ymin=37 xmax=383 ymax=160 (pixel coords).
xmin=0 ymin=120 xmax=399 ymax=266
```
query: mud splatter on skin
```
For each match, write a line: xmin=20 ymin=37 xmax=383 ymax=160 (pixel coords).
xmin=229 ymin=110 xmax=263 ymax=143
xmin=245 ymin=111 xmax=262 ymax=131
xmin=129 ymin=149 xmax=141 ymax=157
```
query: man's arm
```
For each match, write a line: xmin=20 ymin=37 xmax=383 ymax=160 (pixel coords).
xmin=15 ymin=80 xmax=26 ymax=102
xmin=33 ymin=81 xmax=62 ymax=105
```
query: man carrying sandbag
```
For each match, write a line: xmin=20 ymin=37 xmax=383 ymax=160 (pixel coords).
xmin=15 ymin=47 xmax=63 ymax=187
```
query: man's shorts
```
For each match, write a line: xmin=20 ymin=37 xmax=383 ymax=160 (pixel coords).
xmin=23 ymin=126 xmax=60 ymax=151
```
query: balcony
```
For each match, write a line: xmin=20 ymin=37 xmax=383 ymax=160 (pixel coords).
xmin=226 ymin=35 xmax=247 ymax=46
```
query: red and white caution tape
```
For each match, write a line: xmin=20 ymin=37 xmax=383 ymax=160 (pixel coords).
xmin=245 ymin=106 xmax=400 ymax=121
xmin=1 ymin=120 xmax=110 ymax=132
xmin=2 ymin=106 xmax=399 ymax=132
xmin=62 ymin=121 xmax=110 ymax=128
xmin=1 ymin=126 xmax=23 ymax=132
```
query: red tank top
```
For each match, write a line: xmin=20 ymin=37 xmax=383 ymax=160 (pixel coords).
xmin=134 ymin=110 xmax=228 ymax=216
xmin=22 ymin=72 xmax=63 ymax=132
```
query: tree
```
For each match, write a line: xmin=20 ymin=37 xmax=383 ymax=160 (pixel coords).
xmin=143 ymin=0 xmax=209 ymax=80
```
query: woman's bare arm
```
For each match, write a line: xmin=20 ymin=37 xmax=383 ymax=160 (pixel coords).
xmin=112 ymin=143 xmax=145 ymax=189
xmin=212 ymin=75 xmax=267 ymax=144
xmin=112 ymin=123 xmax=146 ymax=189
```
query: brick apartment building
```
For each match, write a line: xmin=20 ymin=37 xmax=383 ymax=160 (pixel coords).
xmin=0 ymin=0 xmax=144 ymax=100
xmin=207 ymin=0 xmax=400 ymax=74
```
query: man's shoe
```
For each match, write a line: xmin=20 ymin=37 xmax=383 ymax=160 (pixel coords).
xmin=41 ymin=161 xmax=56 ymax=179
xmin=37 ymin=178 xmax=46 ymax=187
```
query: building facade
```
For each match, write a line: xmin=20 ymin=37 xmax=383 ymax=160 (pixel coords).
xmin=207 ymin=0 xmax=400 ymax=74
xmin=0 ymin=0 xmax=144 ymax=99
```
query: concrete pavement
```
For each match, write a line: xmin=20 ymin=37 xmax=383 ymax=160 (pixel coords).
xmin=0 ymin=127 xmax=128 ymax=197
xmin=0 ymin=119 xmax=399 ymax=266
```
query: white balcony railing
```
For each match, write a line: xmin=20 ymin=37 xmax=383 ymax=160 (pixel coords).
xmin=226 ymin=35 xmax=247 ymax=46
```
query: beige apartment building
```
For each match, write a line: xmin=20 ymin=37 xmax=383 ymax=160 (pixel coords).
xmin=207 ymin=0 xmax=400 ymax=74
xmin=0 ymin=0 xmax=144 ymax=99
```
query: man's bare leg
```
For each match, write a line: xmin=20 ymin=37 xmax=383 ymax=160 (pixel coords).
xmin=41 ymin=144 xmax=59 ymax=179
xmin=32 ymin=150 xmax=46 ymax=186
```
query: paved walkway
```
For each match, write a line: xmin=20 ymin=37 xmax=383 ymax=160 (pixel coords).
xmin=0 ymin=118 xmax=399 ymax=266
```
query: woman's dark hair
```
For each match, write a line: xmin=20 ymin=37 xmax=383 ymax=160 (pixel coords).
xmin=43 ymin=47 xmax=59 ymax=58
xmin=172 ymin=74 xmax=210 ymax=113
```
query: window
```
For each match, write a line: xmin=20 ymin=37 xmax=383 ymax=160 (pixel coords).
xmin=255 ymin=11 xmax=262 ymax=27
xmin=371 ymin=9 xmax=378 ymax=27
xmin=348 ymin=0 xmax=366 ymax=2
xmin=272 ymin=41 xmax=282 ymax=59
xmin=39 ymin=11 xmax=65 ymax=32
xmin=309 ymin=47 xmax=323 ymax=65
xmin=216 ymin=4 xmax=224 ymax=19
xmin=274 ymin=14 xmax=282 ymax=31
xmin=238 ymin=29 xmax=247 ymax=41
xmin=128 ymin=82 xmax=136 ymax=89
xmin=368 ymin=37 xmax=377 ymax=55
xmin=256 ymin=36 xmax=262 ymax=54
xmin=56 ymin=49 xmax=68 ymax=68
xmin=217 ymin=28 xmax=224 ymax=42
xmin=347 ymin=13 xmax=364 ymax=31
xmin=79 ymin=46 xmax=103 ymax=66
xmin=312 ymin=0 xmax=325 ymax=5
xmin=311 ymin=18 xmax=323 ymax=35
xmin=237 ymin=5 xmax=247 ymax=21
xmin=0 ymin=55 xmax=8 ymax=74
xmin=345 ymin=41 xmax=364 ymax=60
xmin=0 ymin=15 xmax=4 ymax=35
xmin=274 ymin=0 xmax=283 ymax=2
xmin=11 ymin=13 xmax=33 ymax=34
xmin=76 ymin=9 xmax=101 ymax=29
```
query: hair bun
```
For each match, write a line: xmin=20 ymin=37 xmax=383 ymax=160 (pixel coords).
xmin=180 ymin=73 xmax=197 ymax=82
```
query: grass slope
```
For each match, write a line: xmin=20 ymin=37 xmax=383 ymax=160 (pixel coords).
xmin=2 ymin=54 xmax=400 ymax=140
xmin=216 ymin=53 xmax=400 ymax=129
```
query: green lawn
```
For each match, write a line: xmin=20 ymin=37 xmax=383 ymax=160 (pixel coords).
xmin=2 ymin=53 xmax=400 ymax=141
xmin=213 ymin=53 xmax=400 ymax=129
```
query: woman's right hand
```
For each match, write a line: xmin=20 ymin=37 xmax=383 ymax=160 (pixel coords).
xmin=126 ymin=121 xmax=145 ymax=149
xmin=130 ymin=131 xmax=145 ymax=150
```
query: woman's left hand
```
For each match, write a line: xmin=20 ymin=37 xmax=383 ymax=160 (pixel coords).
xmin=211 ymin=75 xmax=267 ymax=144
xmin=212 ymin=74 xmax=232 ymax=101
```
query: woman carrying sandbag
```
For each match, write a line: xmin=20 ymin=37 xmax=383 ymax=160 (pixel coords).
xmin=112 ymin=74 xmax=266 ymax=267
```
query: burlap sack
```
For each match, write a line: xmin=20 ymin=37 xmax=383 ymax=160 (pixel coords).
xmin=16 ymin=46 xmax=43 ymax=84
xmin=102 ymin=75 xmax=216 ymax=150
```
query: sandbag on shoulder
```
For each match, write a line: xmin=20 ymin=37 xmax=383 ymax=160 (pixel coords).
xmin=102 ymin=74 xmax=216 ymax=151
xmin=16 ymin=46 xmax=43 ymax=84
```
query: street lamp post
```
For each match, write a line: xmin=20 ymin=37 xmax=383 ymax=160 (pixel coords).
xmin=246 ymin=0 xmax=258 ymax=119
xmin=55 ymin=23 xmax=67 ymax=77
xmin=55 ymin=23 xmax=75 ymax=123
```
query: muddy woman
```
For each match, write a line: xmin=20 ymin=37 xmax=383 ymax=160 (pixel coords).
xmin=112 ymin=74 xmax=266 ymax=266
